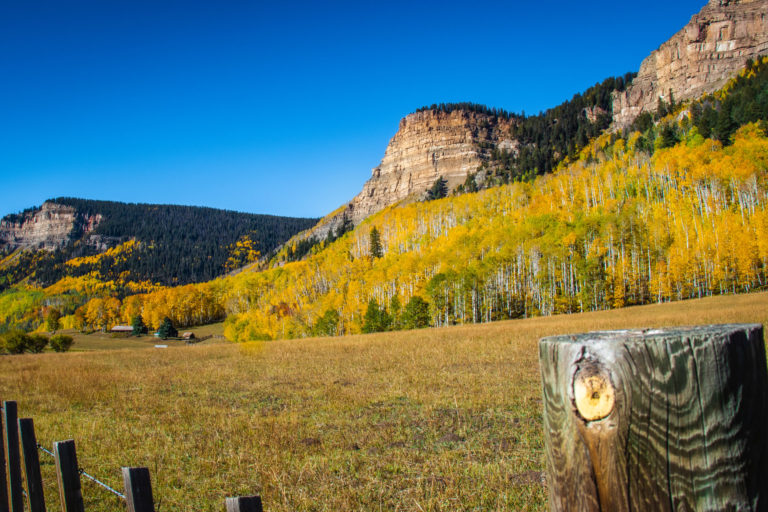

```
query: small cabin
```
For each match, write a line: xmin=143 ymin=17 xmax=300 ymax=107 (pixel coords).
xmin=110 ymin=325 xmax=133 ymax=336
xmin=182 ymin=332 xmax=195 ymax=341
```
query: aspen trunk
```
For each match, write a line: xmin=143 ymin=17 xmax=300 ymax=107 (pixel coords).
xmin=539 ymin=324 xmax=768 ymax=511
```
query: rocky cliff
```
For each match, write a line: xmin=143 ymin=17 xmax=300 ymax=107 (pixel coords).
xmin=613 ymin=0 xmax=768 ymax=127
xmin=311 ymin=109 xmax=516 ymax=238
xmin=0 ymin=201 xmax=102 ymax=251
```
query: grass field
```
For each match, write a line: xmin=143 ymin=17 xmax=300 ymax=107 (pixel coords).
xmin=63 ymin=322 xmax=227 ymax=351
xmin=2 ymin=292 xmax=768 ymax=511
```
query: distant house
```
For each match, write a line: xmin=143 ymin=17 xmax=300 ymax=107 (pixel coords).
xmin=110 ymin=325 xmax=133 ymax=336
xmin=182 ymin=332 xmax=195 ymax=341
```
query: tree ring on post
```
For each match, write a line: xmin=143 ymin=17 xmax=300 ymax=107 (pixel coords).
xmin=572 ymin=362 xmax=615 ymax=421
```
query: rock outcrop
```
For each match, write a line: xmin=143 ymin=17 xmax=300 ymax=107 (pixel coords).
xmin=613 ymin=0 xmax=768 ymax=127
xmin=312 ymin=109 xmax=515 ymax=238
xmin=0 ymin=201 xmax=102 ymax=251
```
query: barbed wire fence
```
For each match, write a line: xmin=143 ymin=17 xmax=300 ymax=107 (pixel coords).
xmin=1 ymin=399 xmax=264 ymax=512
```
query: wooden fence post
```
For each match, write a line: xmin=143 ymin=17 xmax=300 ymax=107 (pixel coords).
xmin=0 ymin=403 xmax=7 ymax=512
xmin=2 ymin=402 xmax=23 ymax=512
xmin=19 ymin=418 xmax=46 ymax=512
xmin=54 ymin=440 xmax=85 ymax=512
xmin=539 ymin=324 xmax=768 ymax=511
xmin=122 ymin=467 xmax=155 ymax=512
xmin=225 ymin=496 xmax=263 ymax=512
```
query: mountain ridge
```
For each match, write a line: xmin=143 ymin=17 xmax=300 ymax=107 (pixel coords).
xmin=0 ymin=198 xmax=318 ymax=288
xmin=296 ymin=0 xmax=767 ymax=248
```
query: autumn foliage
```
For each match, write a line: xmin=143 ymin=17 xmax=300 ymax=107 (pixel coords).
xmin=2 ymin=61 xmax=768 ymax=340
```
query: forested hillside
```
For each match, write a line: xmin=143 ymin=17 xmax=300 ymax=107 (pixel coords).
xmin=420 ymin=73 xmax=636 ymax=186
xmin=1 ymin=58 xmax=766 ymax=340
xmin=0 ymin=199 xmax=318 ymax=289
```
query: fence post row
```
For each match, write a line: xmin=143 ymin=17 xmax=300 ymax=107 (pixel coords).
xmin=54 ymin=439 xmax=85 ymax=512
xmin=539 ymin=324 xmax=768 ymax=511
xmin=123 ymin=467 xmax=155 ymax=512
xmin=2 ymin=402 xmax=23 ymax=512
xmin=2 ymin=402 xmax=265 ymax=511
xmin=226 ymin=496 xmax=264 ymax=512
xmin=19 ymin=418 xmax=46 ymax=512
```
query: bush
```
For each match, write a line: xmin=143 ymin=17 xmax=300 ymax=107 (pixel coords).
xmin=50 ymin=334 xmax=74 ymax=353
xmin=2 ymin=331 xmax=31 ymax=354
xmin=28 ymin=334 xmax=49 ymax=353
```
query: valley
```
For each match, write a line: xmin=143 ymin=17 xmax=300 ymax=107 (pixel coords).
xmin=2 ymin=291 xmax=766 ymax=510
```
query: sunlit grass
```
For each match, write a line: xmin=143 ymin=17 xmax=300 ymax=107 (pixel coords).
xmin=2 ymin=292 xmax=767 ymax=511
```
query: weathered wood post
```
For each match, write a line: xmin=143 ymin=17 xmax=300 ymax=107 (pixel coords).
xmin=0 ymin=403 xmax=8 ymax=512
xmin=54 ymin=440 xmax=85 ymax=512
xmin=225 ymin=496 xmax=263 ymax=512
xmin=2 ymin=402 xmax=23 ymax=512
xmin=539 ymin=324 xmax=768 ymax=511
xmin=122 ymin=467 xmax=155 ymax=512
xmin=19 ymin=418 xmax=46 ymax=512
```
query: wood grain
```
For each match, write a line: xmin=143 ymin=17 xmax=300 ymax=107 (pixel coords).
xmin=123 ymin=467 xmax=155 ymax=512
xmin=2 ymin=402 xmax=22 ymax=512
xmin=539 ymin=324 xmax=768 ymax=511
xmin=19 ymin=418 xmax=46 ymax=512
xmin=54 ymin=440 xmax=85 ymax=512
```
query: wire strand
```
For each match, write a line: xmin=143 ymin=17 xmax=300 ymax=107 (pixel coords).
xmin=37 ymin=443 xmax=126 ymax=500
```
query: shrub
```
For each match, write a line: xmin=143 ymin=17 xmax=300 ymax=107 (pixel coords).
xmin=50 ymin=334 xmax=74 ymax=353
xmin=2 ymin=331 xmax=31 ymax=354
xmin=28 ymin=334 xmax=49 ymax=353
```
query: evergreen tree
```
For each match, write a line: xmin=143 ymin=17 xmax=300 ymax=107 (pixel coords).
xmin=369 ymin=227 xmax=383 ymax=259
xmin=401 ymin=296 xmax=431 ymax=329
xmin=389 ymin=295 xmax=402 ymax=329
xmin=362 ymin=299 xmax=391 ymax=333
xmin=157 ymin=317 xmax=178 ymax=339
xmin=657 ymin=124 xmax=680 ymax=149
xmin=131 ymin=314 xmax=148 ymax=336
xmin=426 ymin=176 xmax=448 ymax=200
xmin=463 ymin=173 xmax=478 ymax=193
xmin=313 ymin=309 xmax=340 ymax=337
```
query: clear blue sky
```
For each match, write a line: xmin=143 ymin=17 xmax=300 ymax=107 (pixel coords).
xmin=0 ymin=0 xmax=707 ymax=219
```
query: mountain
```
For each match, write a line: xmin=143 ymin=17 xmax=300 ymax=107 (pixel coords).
xmin=613 ymin=0 xmax=768 ymax=127
xmin=300 ymin=0 xmax=767 ymax=243
xmin=0 ymin=198 xmax=318 ymax=289
xmin=295 ymin=75 xmax=633 ymax=245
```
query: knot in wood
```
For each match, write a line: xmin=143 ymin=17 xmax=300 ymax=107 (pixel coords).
xmin=572 ymin=363 xmax=614 ymax=422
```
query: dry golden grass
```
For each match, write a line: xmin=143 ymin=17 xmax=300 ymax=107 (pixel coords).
xmin=62 ymin=322 xmax=227 ymax=351
xmin=2 ymin=292 xmax=768 ymax=511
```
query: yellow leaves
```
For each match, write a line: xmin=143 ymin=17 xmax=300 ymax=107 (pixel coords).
xmin=225 ymin=234 xmax=261 ymax=272
xmin=66 ymin=240 xmax=139 ymax=267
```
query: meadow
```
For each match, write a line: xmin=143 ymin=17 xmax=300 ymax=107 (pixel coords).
xmin=2 ymin=291 xmax=768 ymax=511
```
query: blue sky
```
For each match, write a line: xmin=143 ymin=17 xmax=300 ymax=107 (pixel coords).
xmin=0 ymin=0 xmax=707 ymax=219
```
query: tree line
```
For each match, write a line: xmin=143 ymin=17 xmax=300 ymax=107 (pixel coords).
xmin=0 ymin=199 xmax=318 ymax=289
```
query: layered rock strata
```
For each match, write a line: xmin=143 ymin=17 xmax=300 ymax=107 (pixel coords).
xmin=312 ymin=109 xmax=515 ymax=238
xmin=0 ymin=202 xmax=102 ymax=251
xmin=613 ymin=0 xmax=768 ymax=127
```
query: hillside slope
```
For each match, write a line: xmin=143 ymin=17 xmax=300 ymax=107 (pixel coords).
xmin=2 ymin=57 xmax=756 ymax=340
xmin=296 ymin=0 xmax=767 ymax=244
xmin=0 ymin=198 xmax=318 ymax=288
xmin=613 ymin=0 xmax=768 ymax=127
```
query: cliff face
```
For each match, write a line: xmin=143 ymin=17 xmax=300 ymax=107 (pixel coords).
xmin=613 ymin=0 xmax=768 ymax=127
xmin=313 ymin=110 xmax=515 ymax=237
xmin=0 ymin=202 xmax=102 ymax=251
